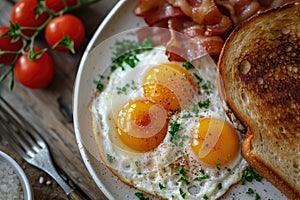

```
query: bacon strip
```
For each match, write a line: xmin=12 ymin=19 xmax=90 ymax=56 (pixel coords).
xmin=216 ymin=0 xmax=261 ymax=25
xmin=166 ymin=16 xmax=224 ymax=61
xmin=134 ymin=0 xmax=184 ymax=26
xmin=166 ymin=0 xmax=232 ymax=35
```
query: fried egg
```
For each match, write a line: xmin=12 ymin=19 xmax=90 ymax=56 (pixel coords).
xmin=91 ymin=46 xmax=248 ymax=199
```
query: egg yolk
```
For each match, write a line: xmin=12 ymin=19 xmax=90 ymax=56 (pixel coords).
xmin=142 ymin=63 xmax=195 ymax=113
xmin=191 ymin=118 xmax=240 ymax=167
xmin=117 ymin=99 xmax=168 ymax=152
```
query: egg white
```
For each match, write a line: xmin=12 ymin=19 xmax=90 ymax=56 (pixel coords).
xmin=91 ymin=46 xmax=248 ymax=199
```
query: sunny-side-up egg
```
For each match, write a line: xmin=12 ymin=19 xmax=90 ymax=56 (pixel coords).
xmin=90 ymin=46 xmax=248 ymax=200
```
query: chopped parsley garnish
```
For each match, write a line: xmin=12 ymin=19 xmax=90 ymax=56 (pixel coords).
xmin=216 ymin=163 xmax=221 ymax=170
xmin=135 ymin=160 xmax=140 ymax=167
xmin=96 ymin=81 xmax=104 ymax=91
xmin=182 ymin=62 xmax=195 ymax=70
xmin=191 ymin=105 xmax=199 ymax=116
xmin=246 ymin=188 xmax=254 ymax=194
xmin=182 ymin=113 xmax=193 ymax=119
xmin=159 ymin=183 xmax=166 ymax=190
xmin=110 ymin=65 xmax=117 ymax=72
xmin=201 ymin=80 xmax=213 ymax=93
xmin=95 ymin=38 xmax=153 ymax=90
xmin=193 ymin=72 xmax=203 ymax=85
xmin=246 ymin=188 xmax=261 ymax=200
xmin=217 ymin=183 xmax=222 ymax=190
xmin=175 ymin=166 xmax=187 ymax=176
xmin=116 ymin=80 xmax=137 ymax=95
xmin=176 ymin=150 xmax=185 ymax=156
xmin=106 ymin=154 xmax=115 ymax=164
xmin=178 ymin=176 xmax=190 ymax=185
xmin=112 ymin=38 xmax=153 ymax=70
xmin=255 ymin=193 xmax=261 ymax=200
xmin=135 ymin=192 xmax=149 ymax=200
xmin=176 ymin=166 xmax=190 ymax=185
xmin=169 ymin=121 xmax=188 ymax=147
xmin=241 ymin=169 xmax=262 ymax=185
xmin=199 ymin=168 xmax=205 ymax=175
xmin=203 ymin=194 xmax=209 ymax=200
xmin=194 ymin=174 xmax=209 ymax=181
xmin=169 ymin=121 xmax=181 ymax=145
xmin=179 ymin=188 xmax=187 ymax=199
xmin=198 ymin=99 xmax=210 ymax=109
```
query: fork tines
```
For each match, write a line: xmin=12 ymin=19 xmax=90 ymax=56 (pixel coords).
xmin=0 ymin=96 xmax=46 ymax=161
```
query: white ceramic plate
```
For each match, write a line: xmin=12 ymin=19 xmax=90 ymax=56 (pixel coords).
xmin=73 ymin=1 xmax=287 ymax=199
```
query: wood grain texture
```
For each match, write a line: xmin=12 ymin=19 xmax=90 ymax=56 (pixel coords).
xmin=0 ymin=0 xmax=118 ymax=199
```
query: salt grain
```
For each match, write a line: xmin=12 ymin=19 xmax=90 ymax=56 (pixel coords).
xmin=39 ymin=176 xmax=44 ymax=184
xmin=46 ymin=180 xmax=52 ymax=185
xmin=0 ymin=161 xmax=24 ymax=200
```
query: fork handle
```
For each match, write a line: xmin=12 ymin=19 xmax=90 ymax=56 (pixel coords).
xmin=68 ymin=189 xmax=91 ymax=200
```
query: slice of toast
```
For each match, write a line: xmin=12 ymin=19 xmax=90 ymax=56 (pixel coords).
xmin=217 ymin=2 xmax=300 ymax=199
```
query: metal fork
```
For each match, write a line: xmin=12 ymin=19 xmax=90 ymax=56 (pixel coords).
xmin=0 ymin=97 xmax=89 ymax=200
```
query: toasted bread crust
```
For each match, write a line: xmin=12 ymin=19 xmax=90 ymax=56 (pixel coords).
xmin=218 ymin=2 xmax=300 ymax=199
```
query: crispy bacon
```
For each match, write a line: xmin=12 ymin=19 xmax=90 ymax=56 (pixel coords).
xmin=216 ymin=0 xmax=261 ymax=25
xmin=166 ymin=16 xmax=224 ymax=61
xmin=216 ymin=0 xmax=299 ymax=25
xmin=166 ymin=0 xmax=232 ymax=35
xmin=134 ymin=0 xmax=299 ymax=62
xmin=134 ymin=0 xmax=184 ymax=26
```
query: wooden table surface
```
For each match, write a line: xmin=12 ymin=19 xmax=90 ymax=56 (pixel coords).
xmin=0 ymin=0 xmax=118 ymax=199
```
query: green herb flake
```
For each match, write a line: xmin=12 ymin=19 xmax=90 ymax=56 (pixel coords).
xmin=199 ymin=168 xmax=205 ymax=175
xmin=178 ymin=176 xmax=190 ymax=185
xmin=203 ymin=194 xmax=209 ymax=200
xmin=182 ymin=113 xmax=193 ymax=119
xmin=159 ymin=183 xmax=166 ymax=190
xmin=182 ymin=62 xmax=195 ymax=70
xmin=96 ymin=81 xmax=104 ymax=91
xmin=134 ymin=192 xmax=149 ymax=200
xmin=198 ymin=99 xmax=210 ymax=109
xmin=246 ymin=188 xmax=254 ymax=194
xmin=201 ymin=80 xmax=213 ymax=93
xmin=241 ymin=169 xmax=262 ymax=185
xmin=217 ymin=183 xmax=222 ymax=190
xmin=175 ymin=166 xmax=187 ymax=176
xmin=194 ymin=174 xmax=209 ymax=181
xmin=193 ymin=72 xmax=203 ymax=85
xmin=169 ymin=121 xmax=181 ymax=145
xmin=116 ymin=80 xmax=137 ymax=95
xmin=106 ymin=154 xmax=114 ymax=164
xmin=111 ymin=38 xmax=153 ymax=71
xmin=255 ymin=193 xmax=261 ymax=200
xmin=216 ymin=163 xmax=221 ymax=170
xmin=135 ymin=160 xmax=140 ymax=167
xmin=176 ymin=150 xmax=185 ymax=156
xmin=179 ymin=188 xmax=187 ymax=199
xmin=191 ymin=105 xmax=199 ymax=116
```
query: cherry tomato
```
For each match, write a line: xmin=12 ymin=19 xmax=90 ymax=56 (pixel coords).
xmin=14 ymin=49 xmax=55 ymax=89
xmin=45 ymin=14 xmax=85 ymax=53
xmin=0 ymin=26 xmax=24 ymax=64
xmin=45 ymin=0 xmax=77 ymax=12
xmin=10 ymin=0 xmax=49 ymax=37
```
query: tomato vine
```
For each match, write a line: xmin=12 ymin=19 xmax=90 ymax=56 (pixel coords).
xmin=0 ymin=0 xmax=100 ymax=90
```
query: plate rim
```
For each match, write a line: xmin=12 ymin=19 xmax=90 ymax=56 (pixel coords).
xmin=73 ymin=0 xmax=132 ymax=199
